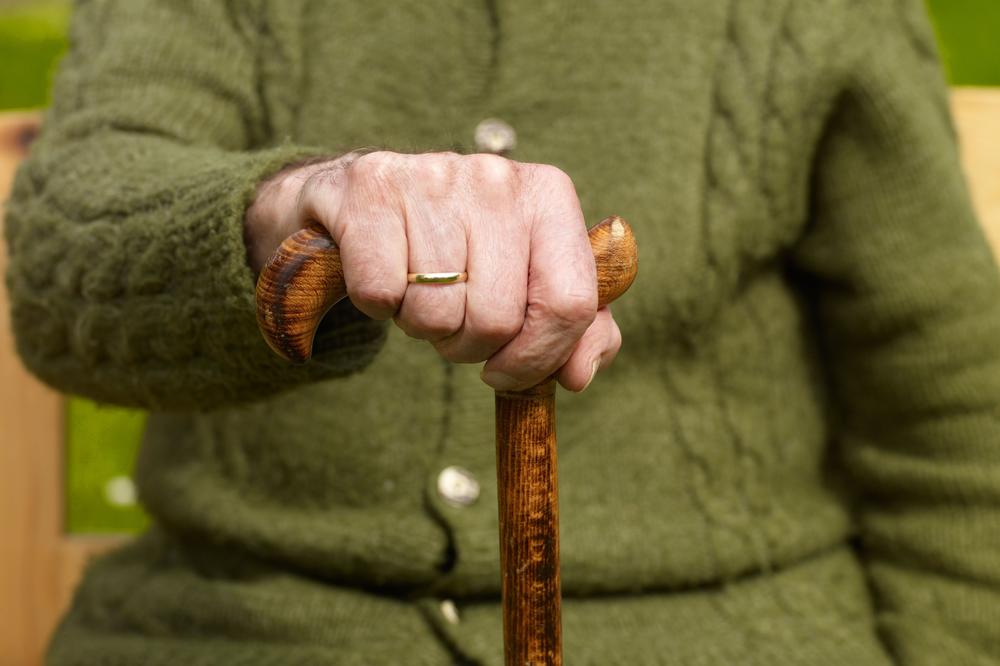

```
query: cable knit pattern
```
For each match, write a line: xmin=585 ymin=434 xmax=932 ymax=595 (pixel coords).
xmin=5 ymin=0 xmax=387 ymax=410
xmin=5 ymin=0 xmax=1000 ymax=664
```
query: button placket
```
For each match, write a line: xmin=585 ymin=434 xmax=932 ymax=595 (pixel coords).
xmin=423 ymin=363 xmax=497 ymax=570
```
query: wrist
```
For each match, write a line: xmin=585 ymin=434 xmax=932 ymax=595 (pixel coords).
xmin=244 ymin=153 xmax=357 ymax=273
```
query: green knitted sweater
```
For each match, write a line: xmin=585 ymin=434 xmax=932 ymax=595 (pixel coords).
xmin=6 ymin=0 xmax=1000 ymax=664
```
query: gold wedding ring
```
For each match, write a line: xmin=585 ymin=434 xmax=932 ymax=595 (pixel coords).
xmin=407 ymin=272 xmax=468 ymax=284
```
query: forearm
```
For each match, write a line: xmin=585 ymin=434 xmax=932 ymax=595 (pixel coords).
xmin=6 ymin=131 xmax=386 ymax=410
xmin=4 ymin=0 xmax=388 ymax=411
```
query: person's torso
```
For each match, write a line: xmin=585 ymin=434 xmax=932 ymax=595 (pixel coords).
xmin=141 ymin=0 xmax=859 ymax=599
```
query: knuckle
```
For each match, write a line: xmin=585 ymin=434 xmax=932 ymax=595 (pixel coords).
xmin=299 ymin=166 xmax=348 ymax=213
xmin=468 ymin=309 xmax=523 ymax=347
xmin=415 ymin=153 xmax=459 ymax=196
xmin=349 ymin=282 xmax=403 ymax=313
xmin=422 ymin=159 xmax=451 ymax=184
xmin=465 ymin=153 xmax=515 ymax=186
xmin=499 ymin=347 xmax=551 ymax=382
xmin=539 ymin=290 xmax=597 ymax=332
xmin=396 ymin=291 xmax=462 ymax=340
xmin=298 ymin=170 xmax=324 ymax=205
xmin=399 ymin=311 xmax=456 ymax=340
xmin=274 ymin=169 xmax=307 ymax=203
xmin=349 ymin=151 xmax=398 ymax=184
xmin=532 ymin=163 xmax=576 ymax=196
xmin=521 ymin=165 xmax=580 ymax=222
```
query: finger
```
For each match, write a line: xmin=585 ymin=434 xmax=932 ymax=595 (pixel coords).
xmin=434 ymin=155 xmax=527 ymax=362
xmin=393 ymin=157 xmax=468 ymax=341
xmin=480 ymin=166 xmax=596 ymax=390
xmin=555 ymin=307 xmax=621 ymax=392
xmin=303 ymin=153 xmax=408 ymax=320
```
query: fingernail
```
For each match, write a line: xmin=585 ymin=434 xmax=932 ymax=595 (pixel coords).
xmin=481 ymin=369 xmax=520 ymax=391
xmin=580 ymin=359 xmax=600 ymax=392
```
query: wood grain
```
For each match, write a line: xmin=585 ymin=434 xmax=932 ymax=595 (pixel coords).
xmin=255 ymin=221 xmax=346 ymax=363
xmin=495 ymin=379 xmax=562 ymax=666
xmin=589 ymin=215 xmax=639 ymax=308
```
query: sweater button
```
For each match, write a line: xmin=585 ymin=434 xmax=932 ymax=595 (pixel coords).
xmin=439 ymin=599 xmax=461 ymax=625
xmin=437 ymin=466 xmax=480 ymax=507
xmin=474 ymin=118 xmax=516 ymax=154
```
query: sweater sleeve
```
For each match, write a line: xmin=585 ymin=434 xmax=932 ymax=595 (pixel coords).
xmin=3 ymin=0 xmax=387 ymax=411
xmin=790 ymin=3 xmax=1000 ymax=664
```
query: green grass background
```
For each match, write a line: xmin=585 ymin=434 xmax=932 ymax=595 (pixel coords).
xmin=0 ymin=0 xmax=997 ymax=533
xmin=929 ymin=0 xmax=1000 ymax=86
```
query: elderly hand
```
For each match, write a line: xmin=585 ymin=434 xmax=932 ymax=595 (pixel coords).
xmin=245 ymin=151 xmax=622 ymax=392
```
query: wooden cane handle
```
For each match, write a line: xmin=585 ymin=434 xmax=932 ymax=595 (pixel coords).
xmin=255 ymin=215 xmax=638 ymax=362
xmin=587 ymin=214 xmax=639 ymax=309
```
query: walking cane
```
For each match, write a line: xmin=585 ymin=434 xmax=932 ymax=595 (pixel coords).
xmin=256 ymin=215 xmax=638 ymax=665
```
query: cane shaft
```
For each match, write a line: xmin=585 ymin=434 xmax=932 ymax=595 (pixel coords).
xmin=496 ymin=379 xmax=561 ymax=666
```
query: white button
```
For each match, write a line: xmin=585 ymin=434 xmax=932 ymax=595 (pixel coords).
xmin=474 ymin=118 xmax=517 ymax=154
xmin=439 ymin=599 xmax=460 ymax=625
xmin=436 ymin=466 xmax=480 ymax=507
xmin=104 ymin=475 xmax=137 ymax=507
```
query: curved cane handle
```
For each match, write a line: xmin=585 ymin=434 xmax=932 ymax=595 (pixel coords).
xmin=588 ymin=215 xmax=639 ymax=307
xmin=256 ymin=215 xmax=638 ymax=363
